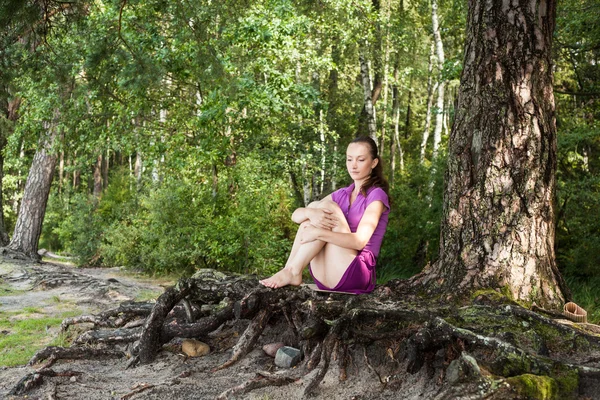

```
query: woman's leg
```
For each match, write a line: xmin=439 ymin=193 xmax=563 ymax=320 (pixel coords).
xmin=307 ymin=201 xmax=357 ymax=289
xmin=260 ymin=200 xmax=356 ymax=289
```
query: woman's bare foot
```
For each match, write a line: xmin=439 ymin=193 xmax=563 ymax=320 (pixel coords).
xmin=259 ymin=268 xmax=303 ymax=288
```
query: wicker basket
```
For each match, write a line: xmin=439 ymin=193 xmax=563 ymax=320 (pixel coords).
xmin=563 ymin=302 xmax=588 ymax=323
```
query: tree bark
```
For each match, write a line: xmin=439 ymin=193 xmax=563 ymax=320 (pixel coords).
xmin=359 ymin=52 xmax=377 ymax=141
xmin=93 ymin=154 xmax=103 ymax=198
xmin=431 ymin=0 xmax=445 ymax=161
xmin=391 ymin=63 xmax=404 ymax=180
xmin=420 ymin=43 xmax=436 ymax=163
xmin=421 ymin=0 xmax=569 ymax=308
xmin=7 ymin=117 xmax=59 ymax=259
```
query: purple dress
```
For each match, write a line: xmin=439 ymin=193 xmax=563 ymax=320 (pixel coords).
xmin=309 ymin=183 xmax=390 ymax=294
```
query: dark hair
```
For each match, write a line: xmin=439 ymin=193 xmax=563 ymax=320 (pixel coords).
xmin=350 ymin=136 xmax=389 ymax=196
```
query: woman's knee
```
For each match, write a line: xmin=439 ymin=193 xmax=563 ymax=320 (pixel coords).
xmin=308 ymin=199 xmax=342 ymax=212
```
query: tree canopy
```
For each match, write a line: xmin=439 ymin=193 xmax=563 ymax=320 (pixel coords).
xmin=0 ymin=0 xmax=598 ymax=316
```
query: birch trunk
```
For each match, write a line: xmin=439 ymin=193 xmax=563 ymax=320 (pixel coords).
xmin=420 ymin=43 xmax=436 ymax=163
xmin=431 ymin=0 xmax=445 ymax=161
xmin=359 ymin=52 xmax=377 ymax=141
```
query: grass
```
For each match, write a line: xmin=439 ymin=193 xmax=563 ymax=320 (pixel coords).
xmin=0 ymin=309 xmax=81 ymax=367
xmin=0 ymin=283 xmax=27 ymax=297
xmin=135 ymin=289 xmax=162 ymax=302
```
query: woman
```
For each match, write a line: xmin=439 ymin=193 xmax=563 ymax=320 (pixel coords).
xmin=260 ymin=136 xmax=390 ymax=294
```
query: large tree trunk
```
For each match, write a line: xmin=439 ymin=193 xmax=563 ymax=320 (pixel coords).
xmin=420 ymin=0 xmax=569 ymax=309
xmin=7 ymin=120 xmax=59 ymax=259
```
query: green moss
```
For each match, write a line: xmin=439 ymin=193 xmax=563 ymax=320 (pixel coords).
xmin=470 ymin=287 xmax=515 ymax=304
xmin=506 ymin=374 xmax=558 ymax=399
xmin=499 ymin=351 xmax=532 ymax=377
xmin=553 ymin=368 xmax=579 ymax=398
xmin=533 ymin=322 xmax=574 ymax=352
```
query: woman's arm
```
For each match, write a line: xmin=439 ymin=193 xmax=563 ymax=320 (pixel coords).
xmin=291 ymin=194 xmax=335 ymax=228
xmin=300 ymin=201 xmax=385 ymax=250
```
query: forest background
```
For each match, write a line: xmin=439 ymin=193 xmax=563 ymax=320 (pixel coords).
xmin=0 ymin=0 xmax=598 ymax=319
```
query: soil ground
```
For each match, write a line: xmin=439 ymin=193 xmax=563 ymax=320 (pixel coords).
xmin=0 ymin=258 xmax=443 ymax=400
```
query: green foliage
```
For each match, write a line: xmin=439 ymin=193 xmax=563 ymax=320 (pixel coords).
xmin=377 ymin=159 xmax=445 ymax=281
xmin=0 ymin=0 xmax=596 ymax=306
xmin=53 ymin=157 xmax=296 ymax=276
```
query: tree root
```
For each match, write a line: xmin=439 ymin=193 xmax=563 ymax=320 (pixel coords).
xmin=61 ymin=301 xmax=154 ymax=331
xmin=28 ymin=346 xmax=126 ymax=367
xmin=18 ymin=269 xmax=600 ymax=398
xmin=9 ymin=368 xmax=82 ymax=396
xmin=213 ymin=307 xmax=272 ymax=371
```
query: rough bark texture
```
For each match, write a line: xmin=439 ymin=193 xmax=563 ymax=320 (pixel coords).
xmin=419 ymin=0 xmax=569 ymax=308
xmin=359 ymin=53 xmax=378 ymax=141
xmin=6 ymin=124 xmax=58 ymax=259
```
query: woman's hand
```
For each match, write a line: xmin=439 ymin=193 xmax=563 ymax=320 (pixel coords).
xmin=306 ymin=208 xmax=338 ymax=230
xmin=300 ymin=224 xmax=322 ymax=243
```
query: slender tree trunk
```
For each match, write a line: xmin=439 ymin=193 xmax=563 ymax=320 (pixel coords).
xmin=370 ymin=0 xmax=383 ymax=105
xmin=72 ymin=150 xmax=80 ymax=190
xmin=93 ymin=154 xmax=103 ymax=198
xmin=327 ymin=47 xmax=339 ymax=192
xmin=103 ymin=148 xmax=109 ymax=189
xmin=134 ymin=152 xmax=143 ymax=187
xmin=404 ymin=84 xmax=412 ymax=140
xmin=421 ymin=0 xmax=569 ymax=309
xmin=319 ymin=110 xmax=326 ymax=196
xmin=359 ymin=51 xmax=377 ymax=141
xmin=420 ymin=43 xmax=436 ymax=163
xmin=58 ymin=151 xmax=64 ymax=194
xmin=391 ymin=63 xmax=404 ymax=181
xmin=431 ymin=0 xmax=445 ymax=161
xmin=7 ymin=117 xmax=59 ymax=259
xmin=379 ymin=0 xmax=391 ymax=157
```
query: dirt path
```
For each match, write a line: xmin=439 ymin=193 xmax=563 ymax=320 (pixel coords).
xmin=0 ymin=259 xmax=168 ymax=314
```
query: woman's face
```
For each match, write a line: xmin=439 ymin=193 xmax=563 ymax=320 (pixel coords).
xmin=346 ymin=142 xmax=378 ymax=182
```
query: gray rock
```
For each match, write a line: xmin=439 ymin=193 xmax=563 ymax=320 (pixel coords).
xmin=446 ymin=352 xmax=481 ymax=385
xmin=274 ymin=346 xmax=302 ymax=368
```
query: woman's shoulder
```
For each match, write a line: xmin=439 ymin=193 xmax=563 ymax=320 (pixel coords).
xmin=366 ymin=186 xmax=389 ymax=199
xmin=366 ymin=186 xmax=390 ymax=208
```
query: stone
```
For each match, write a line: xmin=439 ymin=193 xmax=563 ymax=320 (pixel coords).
xmin=181 ymin=339 xmax=210 ymax=357
xmin=262 ymin=342 xmax=285 ymax=358
xmin=446 ymin=352 xmax=481 ymax=385
xmin=274 ymin=346 xmax=302 ymax=368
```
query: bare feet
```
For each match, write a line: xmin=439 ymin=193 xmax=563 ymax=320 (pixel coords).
xmin=259 ymin=268 xmax=303 ymax=289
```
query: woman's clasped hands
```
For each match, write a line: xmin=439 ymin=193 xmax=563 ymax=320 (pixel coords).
xmin=300 ymin=208 xmax=338 ymax=244
xmin=306 ymin=207 xmax=338 ymax=230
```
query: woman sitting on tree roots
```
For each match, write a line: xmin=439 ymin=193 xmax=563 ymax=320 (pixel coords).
xmin=260 ymin=136 xmax=390 ymax=294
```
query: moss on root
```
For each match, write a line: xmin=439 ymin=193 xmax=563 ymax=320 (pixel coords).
xmin=506 ymin=374 xmax=558 ymax=399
